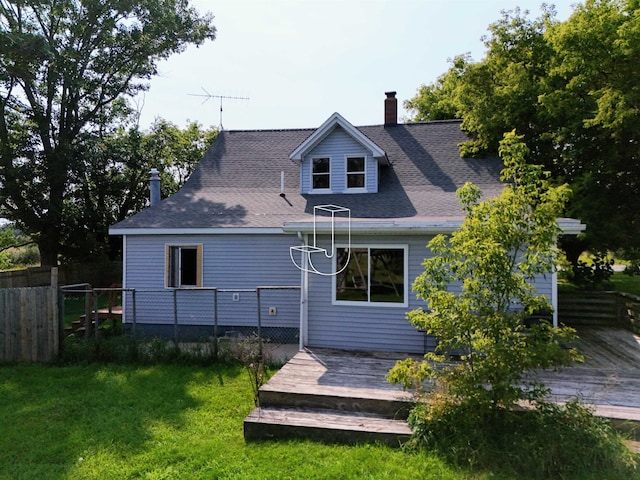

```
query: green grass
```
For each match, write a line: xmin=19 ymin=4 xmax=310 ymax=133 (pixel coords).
xmin=609 ymin=272 xmax=640 ymax=297
xmin=0 ymin=363 xmax=481 ymax=480
xmin=62 ymin=294 xmax=121 ymax=328
xmin=560 ymin=272 xmax=640 ymax=297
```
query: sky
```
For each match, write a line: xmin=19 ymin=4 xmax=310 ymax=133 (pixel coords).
xmin=136 ymin=0 xmax=577 ymax=132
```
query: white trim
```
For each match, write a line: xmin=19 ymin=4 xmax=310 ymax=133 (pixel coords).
xmin=332 ymin=244 xmax=409 ymax=308
xmin=556 ymin=218 xmax=586 ymax=235
xmin=552 ymin=270 xmax=558 ymax=327
xmin=284 ymin=219 xmax=465 ymax=235
xmin=109 ymin=227 xmax=285 ymax=235
xmin=165 ymin=243 xmax=203 ymax=289
xmin=289 ymin=112 xmax=388 ymax=164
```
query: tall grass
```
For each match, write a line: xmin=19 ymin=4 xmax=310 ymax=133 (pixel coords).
xmin=407 ymin=398 xmax=638 ymax=480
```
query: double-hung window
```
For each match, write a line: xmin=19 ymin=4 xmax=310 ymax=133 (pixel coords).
xmin=166 ymin=244 xmax=203 ymax=288
xmin=334 ymin=246 xmax=407 ymax=306
xmin=312 ymin=157 xmax=331 ymax=190
xmin=346 ymin=156 xmax=366 ymax=189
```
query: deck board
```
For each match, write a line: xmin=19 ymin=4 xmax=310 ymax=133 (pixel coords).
xmin=264 ymin=326 xmax=640 ymax=421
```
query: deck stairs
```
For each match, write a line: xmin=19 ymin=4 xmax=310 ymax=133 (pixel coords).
xmin=244 ymin=348 xmax=415 ymax=446
xmin=64 ymin=307 xmax=123 ymax=337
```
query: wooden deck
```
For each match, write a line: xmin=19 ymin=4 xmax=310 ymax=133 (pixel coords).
xmin=245 ymin=326 xmax=640 ymax=447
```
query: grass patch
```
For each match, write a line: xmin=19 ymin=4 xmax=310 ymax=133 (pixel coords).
xmin=560 ymin=272 xmax=640 ymax=297
xmin=0 ymin=363 xmax=476 ymax=480
xmin=609 ymin=273 xmax=640 ymax=297
xmin=62 ymin=293 xmax=121 ymax=328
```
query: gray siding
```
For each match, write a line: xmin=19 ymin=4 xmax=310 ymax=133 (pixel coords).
xmin=123 ymin=231 xmax=555 ymax=350
xmin=301 ymin=127 xmax=378 ymax=193
xmin=124 ymin=234 xmax=301 ymax=330
xmin=305 ymin=234 xmax=555 ymax=354
xmin=306 ymin=234 xmax=435 ymax=354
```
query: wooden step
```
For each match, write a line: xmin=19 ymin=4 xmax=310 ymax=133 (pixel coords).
xmin=244 ymin=407 xmax=411 ymax=446
xmin=259 ymin=383 xmax=412 ymax=419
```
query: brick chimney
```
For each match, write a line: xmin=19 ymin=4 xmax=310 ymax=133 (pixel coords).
xmin=149 ymin=168 xmax=161 ymax=206
xmin=384 ymin=91 xmax=397 ymax=127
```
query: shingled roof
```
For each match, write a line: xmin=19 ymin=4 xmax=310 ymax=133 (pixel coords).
xmin=110 ymin=119 xmax=505 ymax=232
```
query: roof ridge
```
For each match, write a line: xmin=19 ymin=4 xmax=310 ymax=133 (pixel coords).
xmin=225 ymin=118 xmax=463 ymax=134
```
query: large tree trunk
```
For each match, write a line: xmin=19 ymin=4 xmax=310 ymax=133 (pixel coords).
xmin=37 ymin=231 xmax=60 ymax=267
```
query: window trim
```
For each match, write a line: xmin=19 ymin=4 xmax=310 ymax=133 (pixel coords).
xmin=332 ymin=244 xmax=408 ymax=308
xmin=345 ymin=155 xmax=367 ymax=192
xmin=165 ymin=244 xmax=203 ymax=288
xmin=310 ymin=156 xmax=332 ymax=192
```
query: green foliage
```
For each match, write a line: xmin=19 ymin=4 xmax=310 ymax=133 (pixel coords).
xmin=389 ymin=132 xmax=580 ymax=410
xmin=61 ymin=119 xmax=217 ymax=262
xmin=0 ymin=222 xmax=36 ymax=269
xmin=405 ymin=0 xmax=640 ymax=261
xmin=59 ymin=336 xmax=224 ymax=366
xmin=0 ymin=0 xmax=216 ymax=265
xmin=406 ymin=399 xmax=637 ymax=479
xmin=567 ymin=252 xmax=615 ymax=287
xmin=228 ymin=335 xmax=268 ymax=406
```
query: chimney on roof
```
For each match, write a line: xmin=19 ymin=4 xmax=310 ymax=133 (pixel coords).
xmin=384 ymin=91 xmax=397 ymax=127
xmin=149 ymin=168 xmax=161 ymax=206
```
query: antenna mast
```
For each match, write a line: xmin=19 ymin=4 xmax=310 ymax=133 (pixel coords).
xmin=188 ymin=88 xmax=249 ymax=129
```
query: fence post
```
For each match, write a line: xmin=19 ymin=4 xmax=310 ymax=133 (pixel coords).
xmin=173 ymin=289 xmax=178 ymax=345
xmin=131 ymin=289 xmax=137 ymax=339
xmin=256 ymin=287 xmax=263 ymax=357
xmin=84 ymin=287 xmax=91 ymax=339
xmin=94 ymin=291 xmax=100 ymax=340
xmin=213 ymin=288 xmax=218 ymax=357
xmin=50 ymin=267 xmax=59 ymax=357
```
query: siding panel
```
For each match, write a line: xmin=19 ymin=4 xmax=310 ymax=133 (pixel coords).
xmin=305 ymin=234 xmax=555 ymax=354
xmin=124 ymin=234 xmax=301 ymax=330
xmin=301 ymin=127 xmax=378 ymax=193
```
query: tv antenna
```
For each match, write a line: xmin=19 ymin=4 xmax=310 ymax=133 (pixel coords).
xmin=188 ymin=88 xmax=249 ymax=129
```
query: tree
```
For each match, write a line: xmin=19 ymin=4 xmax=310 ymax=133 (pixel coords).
xmin=388 ymin=132 xmax=580 ymax=411
xmin=0 ymin=0 xmax=216 ymax=265
xmin=404 ymin=1 xmax=640 ymax=264
xmin=61 ymin=119 xmax=217 ymax=262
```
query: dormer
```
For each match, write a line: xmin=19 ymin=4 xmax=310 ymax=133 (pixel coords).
xmin=290 ymin=112 xmax=389 ymax=194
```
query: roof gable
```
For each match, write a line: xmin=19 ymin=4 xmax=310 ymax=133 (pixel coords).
xmin=289 ymin=112 xmax=389 ymax=165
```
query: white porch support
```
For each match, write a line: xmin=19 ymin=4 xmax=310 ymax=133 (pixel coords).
xmin=299 ymin=233 xmax=309 ymax=349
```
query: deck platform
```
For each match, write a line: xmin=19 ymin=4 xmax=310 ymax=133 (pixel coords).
xmin=245 ymin=326 xmax=640 ymax=448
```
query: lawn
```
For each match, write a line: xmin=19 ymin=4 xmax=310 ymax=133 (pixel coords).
xmin=0 ymin=363 xmax=479 ymax=480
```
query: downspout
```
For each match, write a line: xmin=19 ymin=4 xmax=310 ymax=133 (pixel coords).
xmin=298 ymin=232 xmax=309 ymax=349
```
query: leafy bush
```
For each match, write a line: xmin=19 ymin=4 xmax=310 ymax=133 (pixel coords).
xmin=569 ymin=252 xmax=615 ymax=287
xmin=406 ymin=399 xmax=637 ymax=479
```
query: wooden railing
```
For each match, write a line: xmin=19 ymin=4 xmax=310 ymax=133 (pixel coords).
xmin=558 ymin=290 xmax=640 ymax=334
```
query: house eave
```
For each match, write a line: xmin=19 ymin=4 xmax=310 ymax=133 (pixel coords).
xmin=557 ymin=218 xmax=586 ymax=236
xmin=283 ymin=217 xmax=587 ymax=236
xmin=108 ymin=227 xmax=287 ymax=236
xmin=289 ymin=112 xmax=389 ymax=165
xmin=282 ymin=218 xmax=465 ymax=235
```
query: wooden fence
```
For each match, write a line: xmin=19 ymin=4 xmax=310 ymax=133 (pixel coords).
xmin=0 ymin=262 xmax=121 ymax=289
xmin=0 ymin=269 xmax=59 ymax=362
xmin=558 ymin=290 xmax=640 ymax=334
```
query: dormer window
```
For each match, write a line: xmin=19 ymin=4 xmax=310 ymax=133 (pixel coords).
xmin=346 ymin=156 xmax=365 ymax=189
xmin=312 ymin=157 xmax=331 ymax=190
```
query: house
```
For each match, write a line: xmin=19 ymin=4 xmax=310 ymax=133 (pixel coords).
xmin=109 ymin=92 xmax=584 ymax=354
